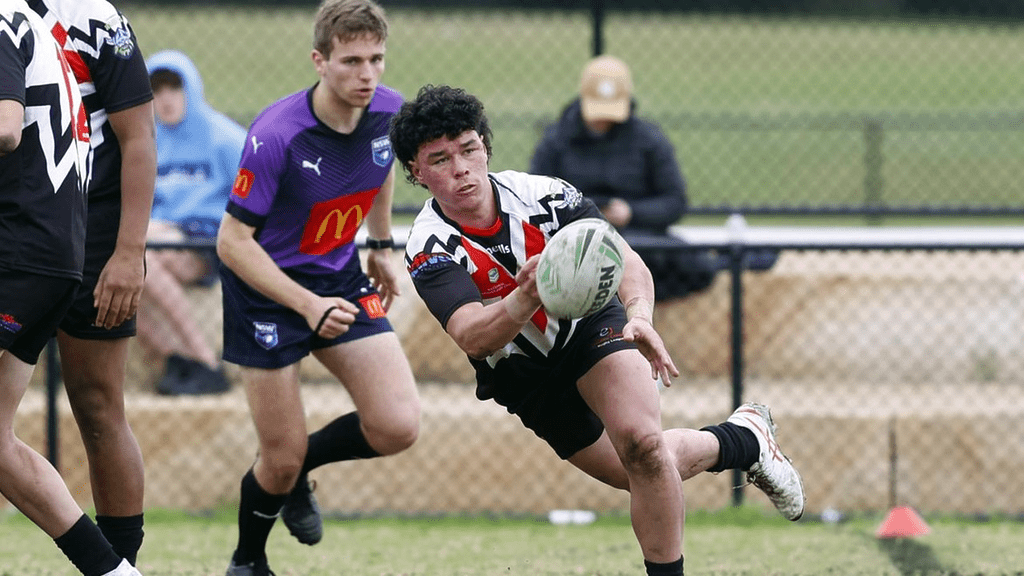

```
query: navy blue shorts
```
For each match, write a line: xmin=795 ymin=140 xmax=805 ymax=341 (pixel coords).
xmin=59 ymin=196 xmax=138 ymax=339
xmin=473 ymin=301 xmax=638 ymax=459
xmin=221 ymin=262 xmax=393 ymax=369
xmin=0 ymin=268 xmax=79 ymax=365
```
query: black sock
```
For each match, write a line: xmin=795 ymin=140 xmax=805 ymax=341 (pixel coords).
xmin=645 ymin=556 xmax=684 ymax=576
xmin=701 ymin=421 xmax=760 ymax=472
xmin=53 ymin=514 xmax=123 ymax=576
xmin=301 ymin=412 xmax=380 ymax=475
xmin=96 ymin=514 xmax=144 ymax=566
xmin=232 ymin=468 xmax=286 ymax=566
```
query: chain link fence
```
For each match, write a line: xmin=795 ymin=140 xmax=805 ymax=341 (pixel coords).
xmin=123 ymin=1 xmax=1024 ymax=215
xmin=19 ymin=238 xmax=1024 ymax=519
xmin=11 ymin=2 xmax=1024 ymax=520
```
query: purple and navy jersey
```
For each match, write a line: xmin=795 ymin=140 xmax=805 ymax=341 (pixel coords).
xmin=0 ymin=0 xmax=90 ymax=279
xmin=404 ymin=170 xmax=603 ymax=369
xmin=227 ymin=85 xmax=401 ymax=274
xmin=28 ymin=0 xmax=152 ymax=203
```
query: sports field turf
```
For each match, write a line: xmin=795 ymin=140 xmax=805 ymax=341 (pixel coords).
xmin=3 ymin=507 xmax=1023 ymax=575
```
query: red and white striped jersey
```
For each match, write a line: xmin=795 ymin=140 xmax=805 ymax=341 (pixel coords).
xmin=405 ymin=170 xmax=604 ymax=368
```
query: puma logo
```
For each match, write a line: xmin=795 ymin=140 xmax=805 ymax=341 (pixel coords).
xmin=302 ymin=157 xmax=322 ymax=176
xmin=251 ymin=136 xmax=263 ymax=153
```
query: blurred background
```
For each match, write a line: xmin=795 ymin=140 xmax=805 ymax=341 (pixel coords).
xmin=14 ymin=0 xmax=1024 ymax=522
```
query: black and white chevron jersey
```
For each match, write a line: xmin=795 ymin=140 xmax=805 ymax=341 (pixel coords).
xmin=405 ymin=170 xmax=606 ymax=369
xmin=0 ymin=0 xmax=90 ymax=279
xmin=28 ymin=0 xmax=152 ymax=202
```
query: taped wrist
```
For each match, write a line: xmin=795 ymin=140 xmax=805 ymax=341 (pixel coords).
xmin=625 ymin=296 xmax=654 ymax=323
xmin=503 ymin=290 xmax=537 ymax=324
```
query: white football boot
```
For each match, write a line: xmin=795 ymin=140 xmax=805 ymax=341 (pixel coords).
xmin=727 ymin=402 xmax=806 ymax=521
xmin=101 ymin=559 xmax=143 ymax=576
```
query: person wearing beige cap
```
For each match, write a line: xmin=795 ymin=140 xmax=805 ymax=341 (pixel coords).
xmin=533 ymin=55 xmax=760 ymax=300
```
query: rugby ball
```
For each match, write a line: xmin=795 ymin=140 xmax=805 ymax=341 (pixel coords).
xmin=536 ymin=218 xmax=626 ymax=319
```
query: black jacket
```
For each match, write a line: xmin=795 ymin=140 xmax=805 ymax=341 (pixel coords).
xmin=530 ymin=98 xmax=687 ymax=234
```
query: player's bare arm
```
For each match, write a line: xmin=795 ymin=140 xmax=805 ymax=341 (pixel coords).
xmin=445 ymin=256 xmax=543 ymax=359
xmin=0 ymin=100 xmax=24 ymax=154
xmin=217 ymin=212 xmax=359 ymax=338
xmin=617 ymin=246 xmax=679 ymax=384
xmin=93 ymin=101 xmax=157 ymax=329
xmin=364 ymin=165 xmax=400 ymax=310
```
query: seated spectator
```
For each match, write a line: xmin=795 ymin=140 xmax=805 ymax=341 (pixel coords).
xmin=140 ymin=50 xmax=246 ymax=394
xmin=531 ymin=55 xmax=777 ymax=301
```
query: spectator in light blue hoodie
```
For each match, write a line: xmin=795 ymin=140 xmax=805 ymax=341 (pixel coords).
xmin=141 ymin=49 xmax=246 ymax=395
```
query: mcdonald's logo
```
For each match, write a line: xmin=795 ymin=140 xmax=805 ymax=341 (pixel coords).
xmin=359 ymin=294 xmax=386 ymax=319
xmin=232 ymin=168 xmax=254 ymax=198
xmin=300 ymin=188 xmax=379 ymax=256
xmin=316 ymin=205 xmax=363 ymax=243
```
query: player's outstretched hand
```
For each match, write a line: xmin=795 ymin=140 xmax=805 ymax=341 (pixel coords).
xmin=623 ymin=317 xmax=680 ymax=386
xmin=515 ymin=255 xmax=542 ymax=302
xmin=307 ymin=296 xmax=359 ymax=339
xmin=93 ymin=249 xmax=146 ymax=329
xmin=366 ymin=249 xmax=401 ymax=311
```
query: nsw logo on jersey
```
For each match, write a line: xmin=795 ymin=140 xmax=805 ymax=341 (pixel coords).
xmin=253 ymin=322 xmax=278 ymax=350
xmin=371 ymin=136 xmax=393 ymax=168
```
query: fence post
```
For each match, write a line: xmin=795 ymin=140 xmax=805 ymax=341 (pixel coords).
xmin=726 ymin=216 xmax=747 ymax=506
xmin=863 ymin=118 xmax=884 ymax=225
xmin=591 ymin=0 xmax=604 ymax=57
xmin=45 ymin=337 xmax=60 ymax=470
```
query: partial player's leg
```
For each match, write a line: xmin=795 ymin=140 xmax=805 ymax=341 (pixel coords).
xmin=571 ymin=427 xmax=723 ymax=489
xmin=0 ymin=352 xmax=84 ymax=536
xmin=228 ymin=363 xmax=307 ymax=574
xmin=57 ymin=333 xmax=146 ymax=564
xmin=313 ymin=332 xmax=420 ymax=457
xmin=574 ymin=349 xmax=683 ymax=566
xmin=0 ymin=273 xmax=140 ymax=575
xmin=277 ymin=332 xmax=419 ymax=546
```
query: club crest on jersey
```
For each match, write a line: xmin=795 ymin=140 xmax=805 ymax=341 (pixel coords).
xmin=487 ymin=268 xmax=499 ymax=283
xmin=560 ymin=184 xmax=582 ymax=209
xmin=371 ymin=136 xmax=393 ymax=167
xmin=103 ymin=16 xmax=135 ymax=59
xmin=253 ymin=322 xmax=278 ymax=350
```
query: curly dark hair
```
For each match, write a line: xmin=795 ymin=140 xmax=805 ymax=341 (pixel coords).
xmin=389 ymin=85 xmax=493 ymax=187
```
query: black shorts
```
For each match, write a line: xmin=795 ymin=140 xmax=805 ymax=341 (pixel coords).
xmin=474 ymin=302 xmax=638 ymax=459
xmin=0 ymin=269 xmax=79 ymax=365
xmin=59 ymin=196 xmax=137 ymax=339
xmin=221 ymin=260 xmax=393 ymax=369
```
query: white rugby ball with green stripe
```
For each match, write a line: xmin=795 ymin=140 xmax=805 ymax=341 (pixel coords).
xmin=537 ymin=218 xmax=626 ymax=319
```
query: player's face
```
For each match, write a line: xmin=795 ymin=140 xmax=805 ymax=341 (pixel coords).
xmin=410 ymin=130 xmax=493 ymax=225
xmin=312 ymin=34 xmax=385 ymax=110
xmin=153 ymin=86 xmax=186 ymax=126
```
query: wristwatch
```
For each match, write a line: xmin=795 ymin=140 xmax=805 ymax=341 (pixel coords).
xmin=365 ymin=237 xmax=395 ymax=250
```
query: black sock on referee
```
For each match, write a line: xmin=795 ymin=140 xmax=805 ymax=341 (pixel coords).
xmin=301 ymin=412 xmax=380 ymax=475
xmin=232 ymin=468 xmax=286 ymax=566
xmin=96 ymin=513 xmax=144 ymax=566
xmin=53 ymin=514 xmax=123 ymax=576
xmin=701 ymin=421 xmax=760 ymax=472
xmin=645 ymin=556 xmax=684 ymax=575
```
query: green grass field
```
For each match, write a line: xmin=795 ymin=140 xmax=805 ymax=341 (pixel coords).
xmin=3 ymin=507 xmax=1024 ymax=575
xmin=120 ymin=6 xmax=1024 ymax=212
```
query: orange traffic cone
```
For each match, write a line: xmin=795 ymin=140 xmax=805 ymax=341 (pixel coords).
xmin=875 ymin=506 xmax=930 ymax=538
